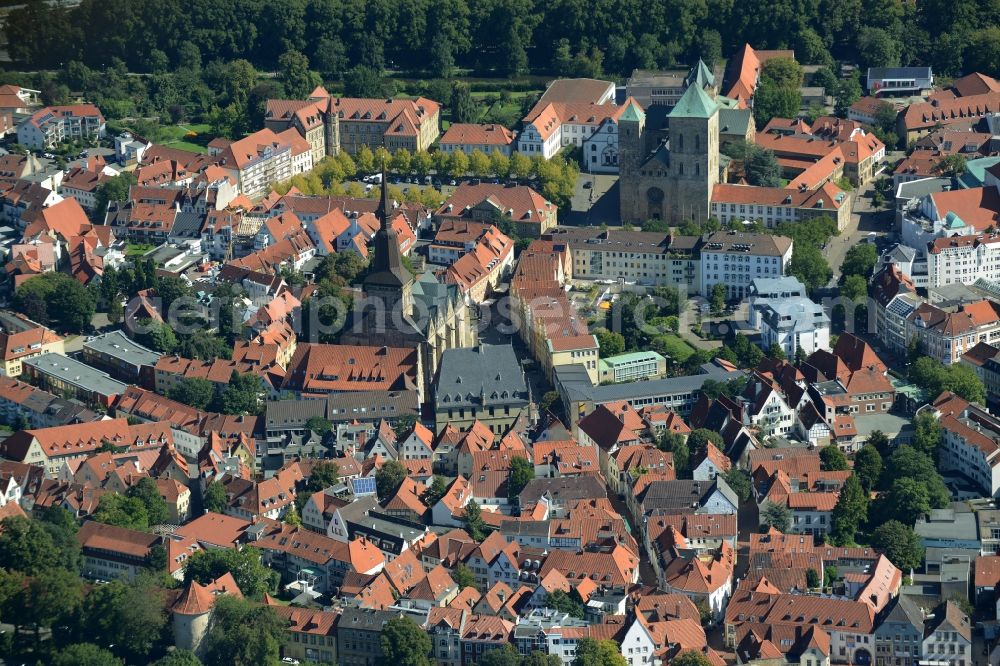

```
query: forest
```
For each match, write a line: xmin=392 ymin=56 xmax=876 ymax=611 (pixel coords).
xmin=6 ymin=0 xmax=1000 ymax=82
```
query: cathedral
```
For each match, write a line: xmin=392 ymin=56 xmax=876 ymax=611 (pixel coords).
xmin=619 ymin=61 xmax=750 ymax=224
xmin=340 ymin=176 xmax=476 ymax=396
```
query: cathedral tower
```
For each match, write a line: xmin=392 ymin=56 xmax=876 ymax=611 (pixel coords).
xmin=665 ymin=84 xmax=719 ymax=225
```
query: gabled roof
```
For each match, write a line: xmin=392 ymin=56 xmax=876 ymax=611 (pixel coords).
xmin=670 ymin=84 xmax=719 ymax=119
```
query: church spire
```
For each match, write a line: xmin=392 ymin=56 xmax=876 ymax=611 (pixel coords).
xmin=378 ymin=161 xmax=390 ymax=232
xmin=365 ymin=158 xmax=412 ymax=289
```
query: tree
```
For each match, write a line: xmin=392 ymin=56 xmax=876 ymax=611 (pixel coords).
xmin=509 ymin=456 xmax=535 ymax=499
xmin=78 ymin=577 xmax=169 ymax=661
xmin=540 ymin=391 xmax=561 ymax=414
xmin=687 ymin=428 xmax=723 ymax=458
xmin=723 ymin=468 xmax=752 ymax=502
xmin=93 ymin=494 xmax=150 ymax=531
xmin=761 ymin=501 xmax=791 ymax=532
xmin=375 ymin=460 xmax=407 ymax=500
xmin=490 ymin=150 xmax=511 ymax=179
xmin=857 ymin=26 xmax=902 ymax=70
xmin=854 ymin=445 xmax=883 ymax=493
xmin=806 ymin=568 xmax=821 ymax=589
xmin=92 ymin=172 xmax=137 ymax=223
xmin=218 ymin=372 xmax=264 ymax=415
xmin=356 ymin=145 xmax=376 ymax=175
xmin=0 ymin=516 xmax=60 ymax=575
xmin=469 ymin=149 xmax=491 ymax=176
xmin=767 ymin=343 xmax=787 ymax=361
xmin=279 ymin=49 xmax=321 ymax=99
xmin=463 ymin=499 xmax=487 ymax=541
xmin=523 ymin=652 xmax=564 ymax=666
xmin=824 ymin=566 xmax=839 ymax=587
xmin=754 ymin=79 xmax=802 ymax=127
xmin=593 ymin=328 xmax=625 ymax=357
xmin=881 ymin=476 xmax=934 ymax=524
xmin=421 ymin=475 xmax=448 ymax=507
xmin=744 ymin=145 xmax=782 ymax=187
xmin=841 ymin=243 xmax=879 ymax=279
xmin=658 ymin=430 xmax=690 ymax=474
xmin=478 ymin=644 xmax=524 ymax=666
xmin=344 ymin=65 xmax=391 ymax=98
xmin=391 ymin=148 xmax=413 ymax=175
xmin=451 ymin=82 xmax=479 ymax=124
xmin=871 ymin=520 xmax=925 ymax=571
xmin=20 ymin=567 xmax=84 ymax=644
xmin=304 ymin=416 xmax=332 ymax=436
xmin=448 ymin=150 xmax=469 ymax=179
xmin=151 ymin=652 xmax=202 ymax=666
xmin=546 ymin=588 xmax=585 ymax=618
xmin=451 ymin=562 xmax=478 ymax=591
xmin=201 ymin=596 xmax=287 ymax=666
xmin=52 ymin=644 xmax=123 ymax=666
xmin=379 ymin=616 xmax=432 ymax=666
xmin=831 ymin=474 xmax=868 ymax=546
xmin=184 ymin=547 xmax=276 ymax=599
xmin=788 ymin=245 xmax=832 ymax=291
xmin=761 ymin=57 xmax=804 ymax=90
xmin=672 ymin=652 xmax=715 ymax=666
xmin=168 ymin=377 xmax=215 ymax=410
xmin=412 ymin=150 xmax=433 ymax=178
xmin=711 ymin=282 xmax=726 ymax=315
xmin=15 ymin=272 xmax=96 ymax=333
xmin=841 ymin=274 xmax=869 ymax=302
xmin=933 ymin=154 xmax=968 ymax=178
xmin=203 ymin=480 xmax=227 ymax=514
xmin=912 ymin=412 xmax=941 ymax=458
xmin=307 ymin=461 xmax=340 ymax=491
xmin=283 ymin=502 xmax=302 ymax=526
xmin=511 ymin=152 xmax=532 ymax=180
xmin=128 ymin=476 xmax=170 ymax=526
xmin=572 ymin=638 xmax=628 ymax=666
xmin=820 ymin=446 xmax=849 ymax=471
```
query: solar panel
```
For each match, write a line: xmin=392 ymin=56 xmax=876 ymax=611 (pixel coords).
xmin=352 ymin=477 xmax=377 ymax=496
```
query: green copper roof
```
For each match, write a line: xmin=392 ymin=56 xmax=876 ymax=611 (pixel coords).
xmin=686 ymin=59 xmax=716 ymax=89
xmin=945 ymin=211 xmax=966 ymax=229
xmin=960 ymin=156 xmax=1000 ymax=189
xmin=620 ymin=100 xmax=644 ymax=122
xmin=669 ymin=84 xmax=719 ymax=119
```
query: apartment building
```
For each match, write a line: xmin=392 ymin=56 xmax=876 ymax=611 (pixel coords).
xmin=699 ymin=231 xmax=794 ymax=300
xmin=929 ymin=392 xmax=1000 ymax=498
xmin=435 ymin=183 xmax=557 ymax=238
xmin=710 ymin=182 xmax=851 ymax=231
xmin=210 ymin=128 xmax=299 ymax=200
xmin=17 ymin=104 xmax=106 ymax=149
xmin=926 ymin=233 xmax=1000 ymax=287
xmin=552 ymin=228 xmax=700 ymax=288
xmin=906 ymin=300 xmax=1000 ymax=365
xmin=439 ymin=124 xmax=516 ymax=156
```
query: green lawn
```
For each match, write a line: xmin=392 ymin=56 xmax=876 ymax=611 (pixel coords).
xmin=655 ymin=334 xmax=696 ymax=363
xmin=126 ymin=243 xmax=156 ymax=256
xmin=160 ymin=124 xmax=211 ymax=153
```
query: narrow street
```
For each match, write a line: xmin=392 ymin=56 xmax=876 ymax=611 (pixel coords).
xmin=606 ymin=490 xmax=658 ymax=587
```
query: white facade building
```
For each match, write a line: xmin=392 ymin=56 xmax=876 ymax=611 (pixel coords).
xmin=926 ymin=233 xmax=1000 ymax=287
xmin=699 ymin=231 xmax=794 ymax=300
xmin=758 ymin=297 xmax=832 ymax=358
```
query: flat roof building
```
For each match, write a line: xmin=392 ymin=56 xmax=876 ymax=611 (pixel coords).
xmin=23 ymin=352 xmax=128 ymax=408
xmin=81 ymin=330 xmax=161 ymax=383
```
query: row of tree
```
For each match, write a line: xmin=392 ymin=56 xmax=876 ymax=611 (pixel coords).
xmin=8 ymin=0 xmax=1000 ymax=81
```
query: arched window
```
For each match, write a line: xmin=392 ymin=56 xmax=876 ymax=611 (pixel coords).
xmin=695 ymin=134 xmax=701 ymax=151
xmin=676 ymin=133 xmax=683 ymax=150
